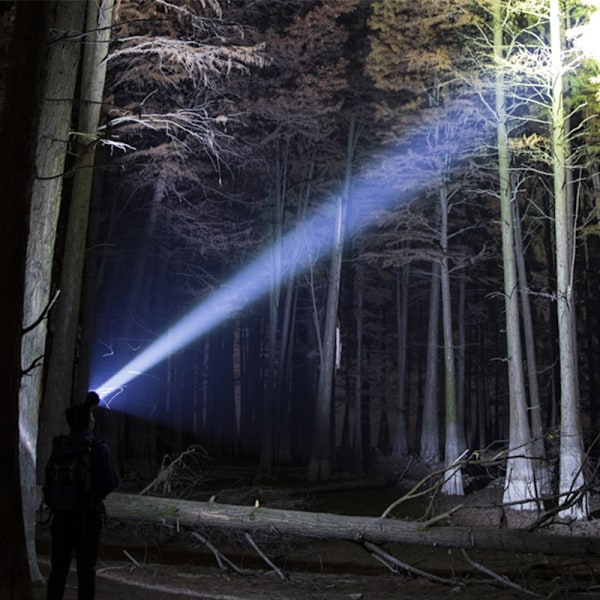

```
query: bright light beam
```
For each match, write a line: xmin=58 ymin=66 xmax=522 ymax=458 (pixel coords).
xmin=95 ymin=172 xmax=401 ymax=404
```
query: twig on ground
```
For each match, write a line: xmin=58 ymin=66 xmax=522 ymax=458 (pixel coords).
xmin=244 ymin=532 xmax=287 ymax=580
xmin=191 ymin=531 xmax=246 ymax=575
xmin=460 ymin=548 xmax=542 ymax=597
xmin=123 ymin=548 xmax=142 ymax=568
xmin=361 ymin=540 xmax=459 ymax=586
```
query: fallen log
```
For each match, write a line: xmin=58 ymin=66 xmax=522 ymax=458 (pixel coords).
xmin=105 ymin=492 xmax=600 ymax=557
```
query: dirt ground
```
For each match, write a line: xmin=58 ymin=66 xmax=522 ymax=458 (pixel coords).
xmin=32 ymin=559 xmax=583 ymax=600
xmin=32 ymin=467 xmax=600 ymax=599
xmin=33 ymin=536 xmax=600 ymax=600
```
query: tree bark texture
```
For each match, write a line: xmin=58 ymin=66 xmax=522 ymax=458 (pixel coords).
xmin=392 ymin=263 xmax=409 ymax=458
xmin=420 ymin=262 xmax=441 ymax=463
xmin=21 ymin=1 xmax=87 ymax=584
xmin=493 ymin=0 xmax=536 ymax=510
xmin=104 ymin=492 xmax=600 ymax=558
xmin=549 ymin=0 xmax=588 ymax=519
xmin=34 ymin=0 xmax=87 ymax=471
xmin=0 ymin=2 xmax=54 ymax=597
xmin=45 ymin=0 xmax=114 ymax=422
xmin=42 ymin=0 xmax=114 ymax=451
xmin=308 ymin=116 xmax=355 ymax=481
xmin=438 ymin=183 xmax=463 ymax=497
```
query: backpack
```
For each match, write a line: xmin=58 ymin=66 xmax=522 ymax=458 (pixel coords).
xmin=43 ymin=434 xmax=95 ymax=512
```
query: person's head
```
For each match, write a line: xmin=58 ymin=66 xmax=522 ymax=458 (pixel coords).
xmin=65 ymin=391 xmax=100 ymax=432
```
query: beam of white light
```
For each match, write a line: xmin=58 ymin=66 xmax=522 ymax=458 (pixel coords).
xmin=95 ymin=181 xmax=400 ymax=404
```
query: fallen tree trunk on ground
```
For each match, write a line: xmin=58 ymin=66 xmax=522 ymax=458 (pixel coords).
xmin=105 ymin=492 xmax=600 ymax=557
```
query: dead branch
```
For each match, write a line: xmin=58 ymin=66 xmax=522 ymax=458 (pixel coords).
xmin=190 ymin=531 xmax=246 ymax=575
xmin=460 ymin=549 xmax=542 ymax=598
xmin=22 ymin=289 xmax=60 ymax=334
xmin=139 ymin=446 xmax=209 ymax=497
xmin=244 ymin=532 xmax=287 ymax=580
xmin=362 ymin=540 xmax=458 ymax=586
xmin=108 ymin=37 xmax=268 ymax=88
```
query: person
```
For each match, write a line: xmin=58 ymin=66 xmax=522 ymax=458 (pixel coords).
xmin=46 ymin=391 xmax=119 ymax=600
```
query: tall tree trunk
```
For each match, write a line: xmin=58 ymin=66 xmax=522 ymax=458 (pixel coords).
xmin=420 ymin=262 xmax=441 ymax=463
xmin=307 ymin=191 xmax=345 ymax=481
xmin=550 ymin=0 xmax=588 ymax=519
xmin=260 ymin=141 xmax=289 ymax=472
xmin=391 ymin=263 xmax=409 ymax=458
xmin=542 ymin=191 xmax=560 ymax=429
xmin=308 ymin=116 xmax=356 ymax=481
xmin=352 ymin=260 xmax=365 ymax=472
xmin=493 ymin=0 xmax=536 ymax=510
xmin=273 ymin=182 xmax=309 ymax=465
xmin=240 ymin=318 xmax=261 ymax=457
xmin=21 ymin=0 xmax=87 ymax=582
xmin=439 ymin=184 xmax=463 ymax=497
xmin=476 ymin=321 xmax=487 ymax=450
xmin=40 ymin=0 xmax=112 ymax=461
xmin=274 ymin=277 xmax=296 ymax=464
xmin=512 ymin=196 xmax=550 ymax=495
xmin=0 ymin=2 xmax=54 ymax=597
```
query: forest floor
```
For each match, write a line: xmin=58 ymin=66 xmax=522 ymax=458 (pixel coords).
xmin=34 ymin=460 xmax=600 ymax=599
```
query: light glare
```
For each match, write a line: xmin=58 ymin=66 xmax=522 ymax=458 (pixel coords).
xmin=94 ymin=184 xmax=399 ymax=403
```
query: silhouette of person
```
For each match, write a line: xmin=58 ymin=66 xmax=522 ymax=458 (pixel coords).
xmin=46 ymin=391 xmax=119 ymax=600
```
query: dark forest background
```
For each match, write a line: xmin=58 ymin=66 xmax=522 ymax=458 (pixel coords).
xmin=63 ymin=0 xmax=599 ymax=488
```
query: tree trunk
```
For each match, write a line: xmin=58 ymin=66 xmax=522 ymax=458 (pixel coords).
xmin=420 ymin=262 xmax=441 ymax=463
xmin=260 ymin=177 xmax=282 ymax=472
xmin=274 ymin=260 xmax=297 ymax=465
xmin=493 ymin=0 xmax=536 ymax=510
xmin=513 ymin=195 xmax=550 ymax=495
xmin=455 ymin=269 xmax=467 ymax=453
xmin=21 ymin=0 xmax=87 ymax=583
xmin=391 ymin=263 xmax=409 ymax=458
xmin=308 ymin=116 xmax=356 ymax=481
xmin=103 ymin=492 xmax=600 ymax=558
xmin=549 ymin=0 xmax=588 ymax=519
xmin=307 ymin=191 xmax=345 ymax=481
xmin=0 ymin=2 xmax=53 ymax=597
xmin=352 ymin=260 xmax=365 ymax=472
xmin=439 ymin=184 xmax=463 ymax=497
xmin=40 ymin=0 xmax=112 ymax=460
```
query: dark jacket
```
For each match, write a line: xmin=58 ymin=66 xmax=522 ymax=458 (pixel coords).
xmin=88 ymin=434 xmax=119 ymax=502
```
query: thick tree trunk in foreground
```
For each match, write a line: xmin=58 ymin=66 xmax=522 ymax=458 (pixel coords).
xmin=0 ymin=3 xmax=51 ymax=598
xmin=30 ymin=0 xmax=86 ymax=483
xmin=43 ymin=0 xmax=114 ymax=426
xmin=105 ymin=492 xmax=600 ymax=558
